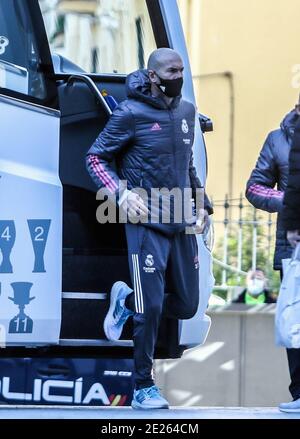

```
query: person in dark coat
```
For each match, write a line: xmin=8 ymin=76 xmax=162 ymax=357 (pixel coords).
xmin=279 ymin=113 xmax=300 ymax=413
xmin=86 ymin=48 xmax=213 ymax=410
xmin=232 ymin=269 xmax=276 ymax=304
xmin=281 ymin=116 xmax=300 ymax=247
xmin=245 ymin=98 xmax=300 ymax=412
xmin=246 ymin=103 xmax=300 ymax=270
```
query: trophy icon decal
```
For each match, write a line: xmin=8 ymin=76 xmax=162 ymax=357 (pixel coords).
xmin=27 ymin=219 xmax=51 ymax=273
xmin=8 ymin=282 xmax=35 ymax=334
xmin=0 ymin=220 xmax=16 ymax=273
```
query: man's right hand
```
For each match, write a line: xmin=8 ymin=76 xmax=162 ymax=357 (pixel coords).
xmin=194 ymin=208 xmax=210 ymax=234
xmin=287 ymin=230 xmax=300 ymax=247
xmin=120 ymin=190 xmax=149 ymax=219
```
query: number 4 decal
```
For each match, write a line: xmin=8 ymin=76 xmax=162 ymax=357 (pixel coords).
xmin=0 ymin=220 xmax=16 ymax=273
xmin=1 ymin=227 xmax=11 ymax=241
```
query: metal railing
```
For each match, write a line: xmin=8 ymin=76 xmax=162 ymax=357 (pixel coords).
xmin=211 ymin=194 xmax=277 ymax=289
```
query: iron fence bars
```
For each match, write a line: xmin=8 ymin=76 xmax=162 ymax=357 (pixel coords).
xmin=211 ymin=194 xmax=277 ymax=290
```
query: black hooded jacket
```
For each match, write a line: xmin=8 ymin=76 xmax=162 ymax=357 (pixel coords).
xmin=246 ymin=110 xmax=299 ymax=269
xmin=86 ymin=69 xmax=212 ymax=235
xmin=282 ymin=116 xmax=300 ymax=231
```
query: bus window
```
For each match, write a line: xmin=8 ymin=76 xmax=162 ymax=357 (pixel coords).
xmin=39 ymin=0 xmax=157 ymax=74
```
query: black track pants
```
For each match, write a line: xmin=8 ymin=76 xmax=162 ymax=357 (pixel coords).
xmin=286 ymin=348 xmax=300 ymax=399
xmin=279 ymin=270 xmax=300 ymax=400
xmin=125 ymin=223 xmax=199 ymax=389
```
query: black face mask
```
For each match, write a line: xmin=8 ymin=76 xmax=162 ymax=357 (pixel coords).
xmin=156 ymin=74 xmax=183 ymax=98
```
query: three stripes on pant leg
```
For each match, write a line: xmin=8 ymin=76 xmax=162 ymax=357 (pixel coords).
xmin=132 ymin=253 xmax=144 ymax=314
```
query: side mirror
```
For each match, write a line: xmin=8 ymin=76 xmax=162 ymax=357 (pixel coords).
xmin=199 ymin=113 xmax=213 ymax=133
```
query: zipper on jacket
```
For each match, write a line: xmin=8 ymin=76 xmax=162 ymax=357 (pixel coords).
xmin=140 ymin=170 xmax=143 ymax=187
xmin=168 ymin=108 xmax=176 ymax=169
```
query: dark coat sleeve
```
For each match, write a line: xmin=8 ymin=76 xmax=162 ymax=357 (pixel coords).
xmin=189 ymin=152 xmax=213 ymax=215
xmin=86 ymin=102 xmax=135 ymax=199
xmin=282 ymin=118 xmax=300 ymax=231
xmin=245 ymin=132 xmax=283 ymax=213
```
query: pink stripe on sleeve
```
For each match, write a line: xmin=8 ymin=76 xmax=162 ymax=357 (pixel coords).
xmin=98 ymin=161 xmax=118 ymax=190
xmin=88 ymin=155 xmax=117 ymax=193
xmin=247 ymin=184 xmax=283 ymax=199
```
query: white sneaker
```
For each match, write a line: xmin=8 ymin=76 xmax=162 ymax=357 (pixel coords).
xmin=131 ymin=385 xmax=169 ymax=410
xmin=279 ymin=397 xmax=300 ymax=412
xmin=103 ymin=281 xmax=134 ymax=341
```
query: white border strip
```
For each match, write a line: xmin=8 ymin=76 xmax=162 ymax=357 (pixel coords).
xmin=62 ymin=292 xmax=107 ymax=300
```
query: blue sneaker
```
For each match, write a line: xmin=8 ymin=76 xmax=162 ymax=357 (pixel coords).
xmin=103 ymin=281 xmax=134 ymax=341
xmin=279 ymin=397 xmax=300 ymax=412
xmin=131 ymin=385 xmax=169 ymax=410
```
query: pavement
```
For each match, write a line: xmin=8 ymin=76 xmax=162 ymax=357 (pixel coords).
xmin=0 ymin=405 xmax=299 ymax=419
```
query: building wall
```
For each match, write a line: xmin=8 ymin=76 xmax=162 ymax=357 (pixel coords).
xmin=156 ymin=307 xmax=290 ymax=407
xmin=178 ymin=0 xmax=300 ymax=202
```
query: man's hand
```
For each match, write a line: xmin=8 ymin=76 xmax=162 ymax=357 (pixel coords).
xmin=287 ymin=230 xmax=300 ymax=247
xmin=120 ymin=190 xmax=149 ymax=219
xmin=194 ymin=208 xmax=210 ymax=234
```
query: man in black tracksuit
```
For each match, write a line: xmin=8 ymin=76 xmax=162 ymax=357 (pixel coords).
xmin=86 ymin=48 xmax=212 ymax=409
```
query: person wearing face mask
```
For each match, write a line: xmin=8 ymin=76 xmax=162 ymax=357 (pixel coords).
xmin=278 ymin=116 xmax=300 ymax=412
xmin=86 ymin=48 xmax=213 ymax=409
xmin=245 ymin=96 xmax=300 ymax=411
xmin=232 ymin=269 xmax=276 ymax=304
xmin=246 ymin=96 xmax=300 ymax=272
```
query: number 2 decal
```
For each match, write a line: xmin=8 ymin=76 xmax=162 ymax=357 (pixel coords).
xmin=27 ymin=220 xmax=51 ymax=273
xmin=34 ymin=226 xmax=45 ymax=241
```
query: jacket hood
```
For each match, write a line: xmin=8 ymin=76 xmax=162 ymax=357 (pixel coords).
xmin=126 ymin=69 xmax=181 ymax=110
xmin=281 ymin=109 xmax=300 ymax=141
